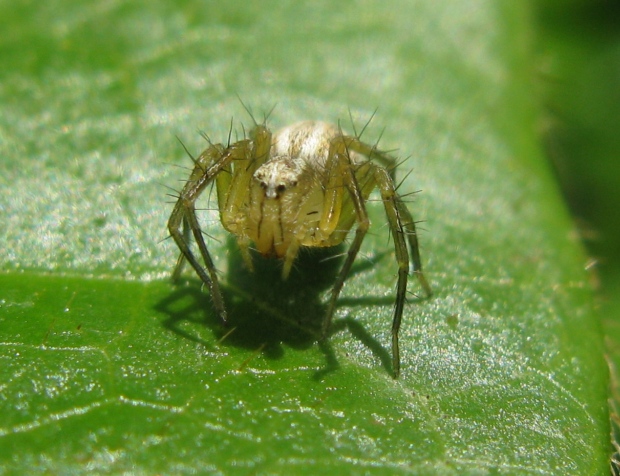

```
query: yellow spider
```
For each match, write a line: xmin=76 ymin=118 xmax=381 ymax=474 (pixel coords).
xmin=168 ymin=118 xmax=431 ymax=377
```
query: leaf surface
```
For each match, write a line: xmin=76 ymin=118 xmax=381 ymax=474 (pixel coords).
xmin=0 ymin=1 xmax=609 ymax=474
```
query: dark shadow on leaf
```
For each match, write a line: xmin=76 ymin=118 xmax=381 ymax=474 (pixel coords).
xmin=336 ymin=292 xmax=428 ymax=308
xmin=341 ymin=317 xmax=393 ymax=376
xmin=155 ymin=236 xmax=422 ymax=377
xmin=219 ymin=236 xmax=344 ymax=357
xmin=312 ymin=339 xmax=340 ymax=380
xmin=346 ymin=248 xmax=391 ymax=278
xmin=154 ymin=284 xmax=220 ymax=351
xmin=156 ymin=236 xmax=346 ymax=366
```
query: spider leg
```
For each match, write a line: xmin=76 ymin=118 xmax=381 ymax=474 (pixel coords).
xmin=171 ymin=214 xmax=191 ymax=281
xmin=373 ymin=166 xmax=431 ymax=378
xmin=168 ymin=141 xmax=249 ymax=324
xmin=322 ymin=145 xmax=370 ymax=341
xmin=341 ymin=136 xmax=431 ymax=377
xmin=393 ymin=195 xmax=432 ymax=297
xmin=339 ymin=134 xmax=398 ymax=181
xmin=219 ymin=124 xmax=273 ymax=271
xmin=282 ymin=239 xmax=301 ymax=279
xmin=345 ymin=136 xmax=431 ymax=296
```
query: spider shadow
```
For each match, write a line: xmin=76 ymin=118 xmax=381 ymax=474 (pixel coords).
xmin=155 ymin=237 xmax=342 ymax=373
xmin=155 ymin=238 xmax=410 ymax=377
xmin=220 ymin=236 xmax=341 ymax=357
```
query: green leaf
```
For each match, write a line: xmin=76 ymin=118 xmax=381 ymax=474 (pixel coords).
xmin=535 ymin=0 xmax=620 ymax=469
xmin=0 ymin=0 xmax=609 ymax=474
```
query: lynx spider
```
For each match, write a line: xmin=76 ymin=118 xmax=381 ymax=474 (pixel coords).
xmin=168 ymin=113 xmax=431 ymax=377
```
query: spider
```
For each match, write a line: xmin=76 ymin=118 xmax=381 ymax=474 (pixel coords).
xmin=168 ymin=116 xmax=431 ymax=377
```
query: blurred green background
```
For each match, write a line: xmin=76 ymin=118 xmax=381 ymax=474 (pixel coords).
xmin=537 ymin=0 xmax=620 ymax=430
xmin=0 ymin=0 xmax=619 ymax=473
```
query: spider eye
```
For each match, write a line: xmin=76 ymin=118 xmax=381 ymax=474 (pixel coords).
xmin=260 ymin=181 xmax=268 ymax=189
xmin=276 ymin=184 xmax=286 ymax=193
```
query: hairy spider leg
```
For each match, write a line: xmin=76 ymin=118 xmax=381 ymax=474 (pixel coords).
xmin=168 ymin=140 xmax=251 ymax=325
xmin=171 ymin=214 xmax=192 ymax=281
xmin=321 ymin=137 xmax=371 ymax=343
xmin=218 ymin=124 xmax=273 ymax=271
xmin=349 ymin=138 xmax=431 ymax=295
xmin=322 ymin=136 xmax=432 ymax=377
xmin=338 ymin=133 xmax=398 ymax=181
xmin=365 ymin=147 xmax=432 ymax=378
xmin=392 ymin=190 xmax=432 ymax=297
xmin=170 ymin=142 xmax=226 ymax=278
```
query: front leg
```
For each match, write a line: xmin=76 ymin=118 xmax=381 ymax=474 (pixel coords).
xmin=168 ymin=143 xmax=245 ymax=324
